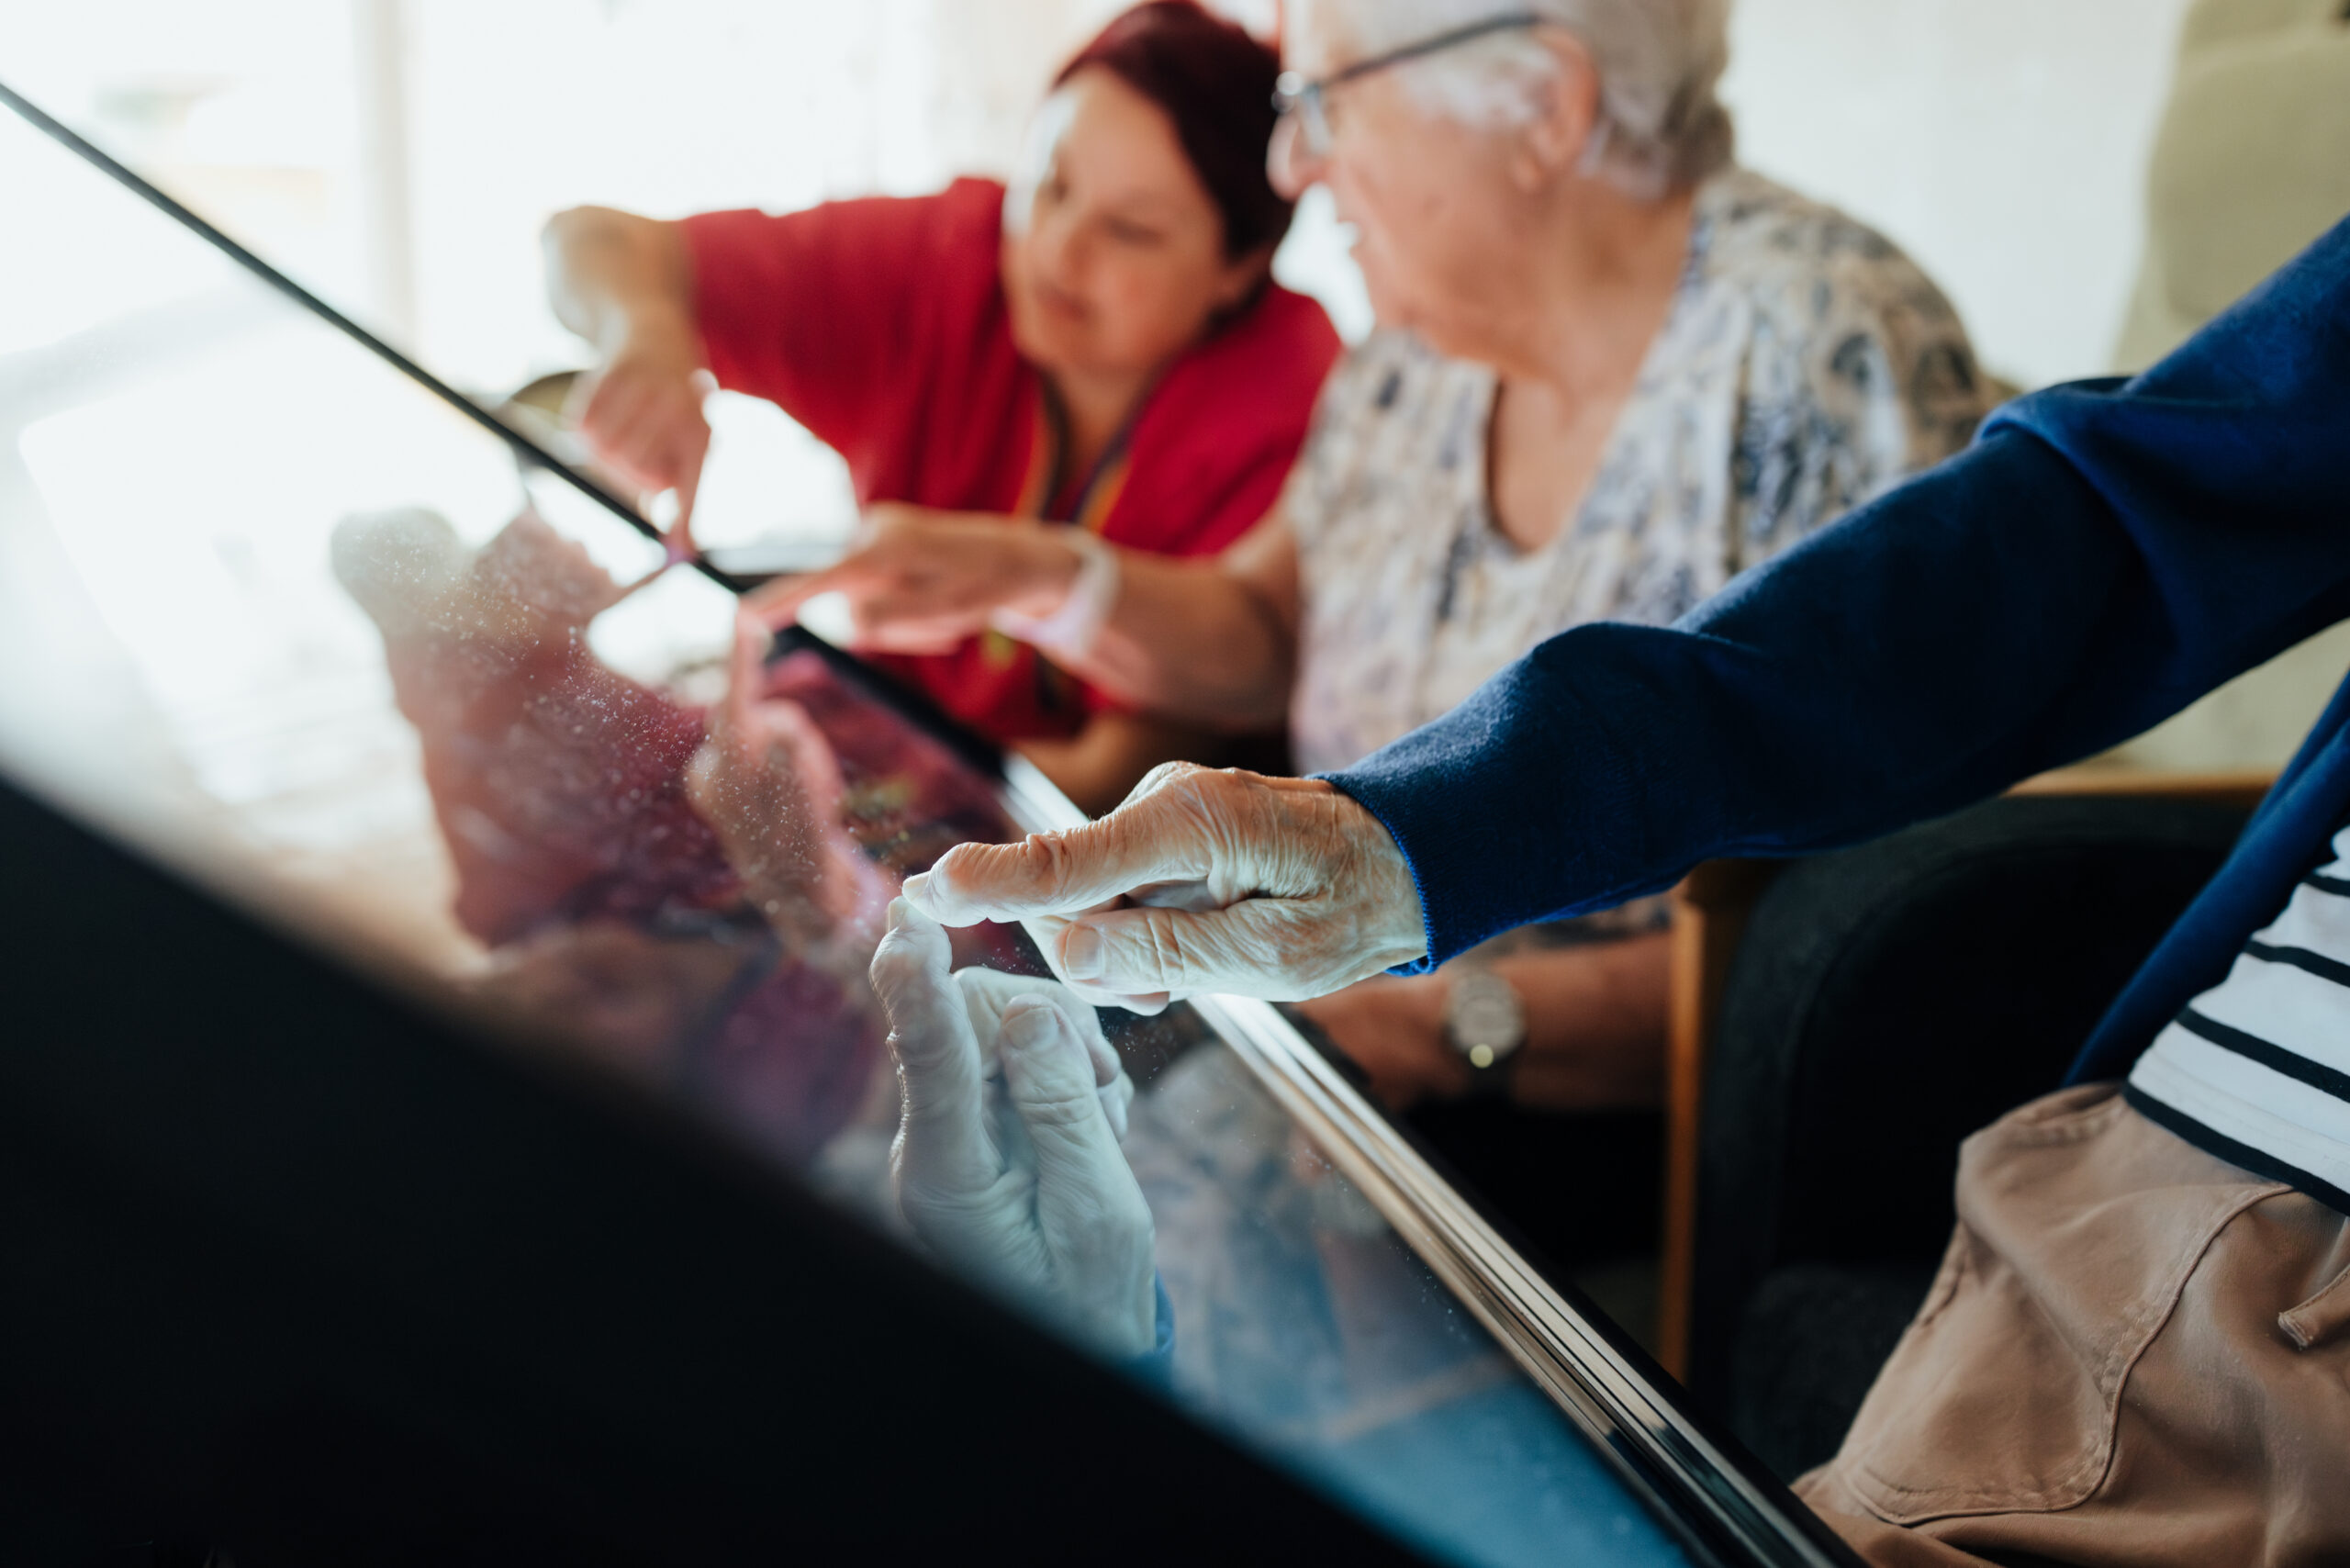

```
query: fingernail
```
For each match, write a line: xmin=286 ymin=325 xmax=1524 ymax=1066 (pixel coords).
xmin=999 ymin=997 xmax=1058 ymax=1049
xmin=1062 ymin=924 xmax=1104 ymax=981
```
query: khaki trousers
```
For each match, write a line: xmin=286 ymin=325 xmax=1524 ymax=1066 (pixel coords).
xmin=1795 ymin=1083 xmax=2350 ymax=1568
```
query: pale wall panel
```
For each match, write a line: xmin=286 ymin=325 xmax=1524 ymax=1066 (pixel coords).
xmin=1722 ymin=0 xmax=2198 ymax=387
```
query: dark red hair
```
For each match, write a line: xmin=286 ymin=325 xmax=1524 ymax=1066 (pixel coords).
xmin=1054 ymin=2 xmax=1293 ymax=259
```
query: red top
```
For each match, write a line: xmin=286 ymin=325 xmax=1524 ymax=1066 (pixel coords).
xmin=682 ymin=178 xmax=1340 ymax=741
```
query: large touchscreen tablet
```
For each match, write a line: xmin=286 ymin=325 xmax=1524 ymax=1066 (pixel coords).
xmin=0 ymin=78 xmax=1847 ymax=1568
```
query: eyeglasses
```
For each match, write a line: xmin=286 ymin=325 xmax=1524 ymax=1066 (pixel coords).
xmin=1270 ymin=11 xmax=1547 ymax=163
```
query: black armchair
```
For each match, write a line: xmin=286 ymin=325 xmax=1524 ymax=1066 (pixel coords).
xmin=1684 ymin=792 xmax=2255 ymax=1481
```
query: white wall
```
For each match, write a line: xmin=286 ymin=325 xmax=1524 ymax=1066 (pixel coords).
xmin=17 ymin=0 xmax=2201 ymax=393
xmin=1265 ymin=0 xmax=2210 ymax=374
xmin=1721 ymin=0 xmax=2199 ymax=388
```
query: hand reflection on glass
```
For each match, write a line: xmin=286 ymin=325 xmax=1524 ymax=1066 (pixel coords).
xmin=475 ymin=918 xmax=757 ymax=1073
xmin=869 ymin=899 xmax=1158 ymax=1361
xmin=686 ymin=619 xmax=891 ymax=956
xmin=332 ymin=506 xmax=738 ymax=946
xmin=334 ymin=508 xmax=886 ymax=1163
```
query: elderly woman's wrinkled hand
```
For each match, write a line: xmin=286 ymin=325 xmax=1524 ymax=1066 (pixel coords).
xmin=870 ymin=900 xmax=1157 ymax=1360
xmin=900 ymin=762 xmax=1429 ymax=1013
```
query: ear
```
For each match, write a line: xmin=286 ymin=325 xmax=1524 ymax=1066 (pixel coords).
xmin=1210 ymin=241 xmax=1280 ymax=314
xmin=1507 ymin=30 xmax=1605 ymax=193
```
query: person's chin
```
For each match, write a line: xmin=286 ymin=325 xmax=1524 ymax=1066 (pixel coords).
xmin=1360 ymin=277 xmax=1427 ymax=342
xmin=1008 ymin=308 xmax=1090 ymax=374
xmin=1367 ymin=282 xmax=1476 ymax=360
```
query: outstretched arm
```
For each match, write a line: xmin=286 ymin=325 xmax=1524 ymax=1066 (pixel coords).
xmin=903 ymin=218 xmax=2350 ymax=1001
xmin=1340 ymin=224 xmax=2350 ymax=958
xmin=1075 ymin=510 xmax=1301 ymax=726
xmin=750 ymin=507 xmax=1303 ymax=733
xmin=543 ymin=206 xmax=710 ymax=538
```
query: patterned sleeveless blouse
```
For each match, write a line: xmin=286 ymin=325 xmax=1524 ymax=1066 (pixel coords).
xmin=1287 ymin=167 xmax=1993 ymax=787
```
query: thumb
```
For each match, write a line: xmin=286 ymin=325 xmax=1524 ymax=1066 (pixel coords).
xmin=1054 ymin=898 xmax=1322 ymax=1002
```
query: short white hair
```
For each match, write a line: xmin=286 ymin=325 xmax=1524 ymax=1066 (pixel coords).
xmin=1332 ymin=0 xmax=1735 ymax=197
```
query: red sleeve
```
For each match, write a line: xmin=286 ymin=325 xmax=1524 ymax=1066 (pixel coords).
xmin=1108 ymin=285 xmax=1341 ymax=561
xmin=1085 ymin=286 xmax=1341 ymax=712
xmin=679 ymin=181 xmax=1008 ymax=483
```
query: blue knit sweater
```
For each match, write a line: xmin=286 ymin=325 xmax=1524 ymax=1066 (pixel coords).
xmin=1327 ymin=214 xmax=2350 ymax=1087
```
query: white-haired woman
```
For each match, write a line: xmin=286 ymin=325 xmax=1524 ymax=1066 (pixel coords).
xmin=761 ymin=0 xmax=1992 ymax=1178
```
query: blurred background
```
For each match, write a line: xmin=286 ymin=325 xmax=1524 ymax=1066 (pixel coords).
xmin=11 ymin=0 xmax=2344 ymax=767
xmin=0 ymin=0 xmax=2199 ymax=463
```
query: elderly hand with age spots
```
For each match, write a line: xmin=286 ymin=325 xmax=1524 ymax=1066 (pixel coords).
xmin=869 ymin=898 xmax=1157 ymax=1360
xmin=901 ymin=763 xmax=1429 ymax=1013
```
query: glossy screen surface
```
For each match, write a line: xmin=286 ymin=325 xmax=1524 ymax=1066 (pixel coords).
xmin=0 ymin=96 xmax=1694 ymax=1568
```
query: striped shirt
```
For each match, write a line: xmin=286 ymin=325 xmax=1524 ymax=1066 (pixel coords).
xmin=2128 ymin=821 xmax=2350 ymax=1214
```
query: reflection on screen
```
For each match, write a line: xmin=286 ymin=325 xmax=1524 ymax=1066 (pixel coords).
xmin=0 ymin=92 xmax=1691 ymax=1568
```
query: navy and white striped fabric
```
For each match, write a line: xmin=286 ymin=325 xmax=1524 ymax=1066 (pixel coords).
xmin=2129 ymin=822 xmax=2350 ymax=1214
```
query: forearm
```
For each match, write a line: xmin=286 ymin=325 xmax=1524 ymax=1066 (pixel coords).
xmin=1299 ymin=934 xmax=1669 ymax=1111
xmin=543 ymin=207 xmax=699 ymax=357
xmin=898 ymin=230 xmax=2350 ymax=1017
xmin=1494 ymin=935 xmax=1669 ymax=1111
xmin=1069 ymin=552 xmax=1294 ymax=730
xmin=1338 ymin=343 xmax=2350 ymax=966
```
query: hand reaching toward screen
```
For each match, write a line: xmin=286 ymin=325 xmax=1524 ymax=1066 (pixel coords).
xmin=901 ymin=762 xmax=1429 ymax=1013
xmin=869 ymin=900 xmax=1156 ymax=1360
xmin=745 ymin=502 xmax=1084 ymax=655
xmin=565 ymin=330 xmax=711 ymax=552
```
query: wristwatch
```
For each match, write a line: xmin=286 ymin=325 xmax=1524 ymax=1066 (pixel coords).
xmin=1443 ymin=968 xmax=1526 ymax=1091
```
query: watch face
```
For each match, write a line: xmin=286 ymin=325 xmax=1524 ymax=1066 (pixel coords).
xmin=1447 ymin=973 xmax=1524 ymax=1065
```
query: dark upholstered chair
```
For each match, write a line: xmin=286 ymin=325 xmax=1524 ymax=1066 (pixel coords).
xmin=1684 ymin=793 xmax=2255 ymax=1481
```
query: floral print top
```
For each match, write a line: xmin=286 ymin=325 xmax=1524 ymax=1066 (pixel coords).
xmin=1286 ymin=166 xmax=1993 ymax=786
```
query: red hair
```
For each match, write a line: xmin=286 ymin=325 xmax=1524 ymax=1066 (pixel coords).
xmin=1055 ymin=2 xmax=1293 ymax=259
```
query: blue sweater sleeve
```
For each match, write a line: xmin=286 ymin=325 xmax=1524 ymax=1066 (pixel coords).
xmin=1327 ymin=216 xmax=2350 ymax=968
xmin=1123 ymin=1271 xmax=1177 ymax=1392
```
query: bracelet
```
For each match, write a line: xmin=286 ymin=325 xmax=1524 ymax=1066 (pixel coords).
xmin=989 ymin=529 xmax=1122 ymax=663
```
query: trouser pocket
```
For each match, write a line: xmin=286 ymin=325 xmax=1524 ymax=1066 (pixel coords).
xmin=1825 ymin=1084 xmax=2285 ymax=1524
xmin=2280 ymin=1260 xmax=2350 ymax=1350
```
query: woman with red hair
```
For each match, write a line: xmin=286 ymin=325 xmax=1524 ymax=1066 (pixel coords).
xmin=546 ymin=2 xmax=1338 ymax=812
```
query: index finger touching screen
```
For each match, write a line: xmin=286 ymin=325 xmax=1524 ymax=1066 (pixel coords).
xmin=903 ymin=763 xmax=1430 ymax=1007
